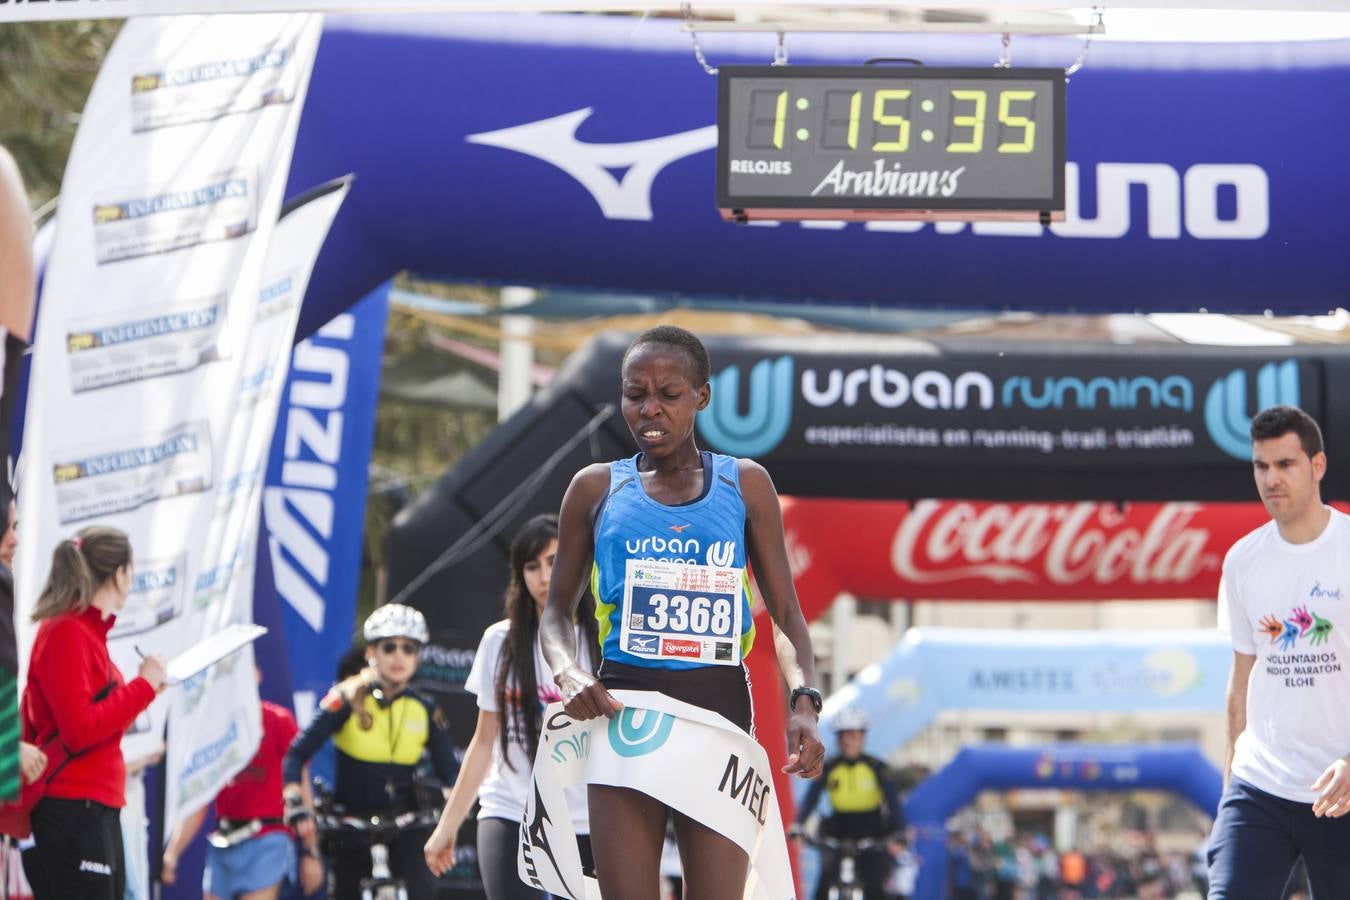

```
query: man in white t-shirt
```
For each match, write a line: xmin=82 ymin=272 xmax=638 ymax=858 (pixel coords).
xmin=1208 ymin=405 xmax=1350 ymax=899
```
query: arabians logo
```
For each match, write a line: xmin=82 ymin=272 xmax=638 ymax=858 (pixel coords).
xmin=698 ymin=355 xmax=794 ymax=457
xmin=1203 ymin=360 xmax=1299 ymax=460
xmin=607 ymin=708 xmax=676 ymax=757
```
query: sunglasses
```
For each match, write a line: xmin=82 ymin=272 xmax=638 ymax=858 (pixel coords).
xmin=378 ymin=640 xmax=420 ymax=656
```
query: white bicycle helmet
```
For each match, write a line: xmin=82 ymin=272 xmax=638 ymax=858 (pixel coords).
xmin=833 ymin=707 xmax=870 ymax=732
xmin=363 ymin=603 xmax=429 ymax=644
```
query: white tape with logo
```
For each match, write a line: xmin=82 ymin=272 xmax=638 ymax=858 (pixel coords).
xmin=523 ymin=690 xmax=795 ymax=900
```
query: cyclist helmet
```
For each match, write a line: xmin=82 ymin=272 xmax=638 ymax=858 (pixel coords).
xmin=363 ymin=603 xmax=429 ymax=644
xmin=833 ymin=707 xmax=870 ymax=732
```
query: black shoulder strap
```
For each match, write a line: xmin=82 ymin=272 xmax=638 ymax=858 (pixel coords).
xmin=45 ymin=667 xmax=119 ymax=782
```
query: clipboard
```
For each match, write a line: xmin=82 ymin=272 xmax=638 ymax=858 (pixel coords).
xmin=165 ymin=624 xmax=267 ymax=685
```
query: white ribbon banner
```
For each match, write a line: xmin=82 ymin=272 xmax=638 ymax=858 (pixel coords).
xmin=523 ymin=690 xmax=795 ymax=900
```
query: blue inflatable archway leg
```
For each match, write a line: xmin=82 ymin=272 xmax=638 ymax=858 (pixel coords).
xmin=904 ymin=745 xmax=1222 ymax=900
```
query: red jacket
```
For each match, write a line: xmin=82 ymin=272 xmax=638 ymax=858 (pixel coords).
xmin=21 ymin=606 xmax=156 ymax=808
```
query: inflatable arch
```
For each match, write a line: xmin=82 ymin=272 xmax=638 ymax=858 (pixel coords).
xmin=285 ymin=14 xmax=1350 ymax=339
xmin=904 ymin=744 xmax=1222 ymax=900
xmin=799 ymin=630 xmax=1230 ymax=898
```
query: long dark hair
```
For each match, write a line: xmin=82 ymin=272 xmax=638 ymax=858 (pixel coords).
xmin=495 ymin=513 xmax=599 ymax=769
xmin=32 ymin=526 xmax=132 ymax=622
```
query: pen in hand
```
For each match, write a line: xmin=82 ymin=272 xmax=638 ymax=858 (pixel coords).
xmin=134 ymin=646 xmax=168 ymax=692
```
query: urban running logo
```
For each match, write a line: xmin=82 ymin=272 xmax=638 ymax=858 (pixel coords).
xmin=1203 ymin=360 xmax=1299 ymax=460
xmin=607 ymin=708 xmax=675 ymax=757
xmin=697 ymin=356 xmax=794 ymax=457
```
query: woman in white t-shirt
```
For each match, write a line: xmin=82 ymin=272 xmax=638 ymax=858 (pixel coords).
xmin=424 ymin=514 xmax=598 ymax=899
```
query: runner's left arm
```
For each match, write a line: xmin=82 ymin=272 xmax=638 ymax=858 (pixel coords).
xmin=739 ymin=459 xmax=824 ymax=779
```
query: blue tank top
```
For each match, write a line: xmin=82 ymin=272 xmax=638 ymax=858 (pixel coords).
xmin=592 ymin=452 xmax=757 ymax=670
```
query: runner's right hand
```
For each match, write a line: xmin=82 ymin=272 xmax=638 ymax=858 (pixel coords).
xmin=138 ymin=654 xmax=167 ymax=692
xmin=555 ymin=664 xmax=623 ymax=720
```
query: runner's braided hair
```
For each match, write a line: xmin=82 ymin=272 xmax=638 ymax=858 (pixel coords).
xmin=495 ymin=514 xmax=599 ymax=769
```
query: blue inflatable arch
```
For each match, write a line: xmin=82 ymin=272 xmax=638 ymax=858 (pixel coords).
xmin=285 ymin=14 xmax=1350 ymax=339
xmin=904 ymin=744 xmax=1222 ymax=900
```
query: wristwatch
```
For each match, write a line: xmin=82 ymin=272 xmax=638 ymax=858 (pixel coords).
xmin=789 ymin=686 xmax=823 ymax=714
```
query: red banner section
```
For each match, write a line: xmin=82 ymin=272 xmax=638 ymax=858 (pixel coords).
xmin=778 ymin=498 xmax=1332 ymax=614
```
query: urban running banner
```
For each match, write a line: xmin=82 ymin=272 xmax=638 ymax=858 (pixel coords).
xmin=260 ymin=283 xmax=388 ymax=774
xmin=14 ymin=13 xmax=327 ymax=840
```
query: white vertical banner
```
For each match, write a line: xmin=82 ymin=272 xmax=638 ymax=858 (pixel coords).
xmin=163 ymin=178 xmax=349 ymax=829
xmin=14 ymin=13 xmax=326 ymax=838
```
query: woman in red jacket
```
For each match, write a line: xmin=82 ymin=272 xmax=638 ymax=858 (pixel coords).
xmin=21 ymin=527 xmax=165 ymax=899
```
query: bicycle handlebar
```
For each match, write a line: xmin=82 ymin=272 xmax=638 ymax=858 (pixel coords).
xmin=791 ymin=831 xmax=900 ymax=853
xmin=314 ymin=807 xmax=443 ymax=837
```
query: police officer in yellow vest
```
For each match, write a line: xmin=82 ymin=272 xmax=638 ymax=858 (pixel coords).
xmin=283 ymin=604 xmax=457 ymax=899
xmin=794 ymin=708 xmax=906 ymax=900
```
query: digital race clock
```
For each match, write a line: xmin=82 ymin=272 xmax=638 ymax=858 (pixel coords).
xmin=716 ymin=66 xmax=1066 ymax=223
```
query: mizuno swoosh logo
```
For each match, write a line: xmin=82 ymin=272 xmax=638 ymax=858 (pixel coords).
xmin=670 ymin=524 xmax=690 ymax=533
xmin=466 ymin=108 xmax=717 ymax=221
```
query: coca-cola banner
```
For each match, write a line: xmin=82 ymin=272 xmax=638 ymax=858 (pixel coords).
xmin=781 ymin=498 xmax=1319 ymax=609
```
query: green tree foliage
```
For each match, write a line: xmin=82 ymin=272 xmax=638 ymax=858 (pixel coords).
xmin=0 ymin=20 xmax=121 ymax=210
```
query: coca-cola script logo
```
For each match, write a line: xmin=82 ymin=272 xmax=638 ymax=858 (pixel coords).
xmin=890 ymin=500 xmax=1217 ymax=587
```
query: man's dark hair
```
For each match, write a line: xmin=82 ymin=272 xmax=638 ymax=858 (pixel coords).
xmin=622 ymin=326 xmax=711 ymax=387
xmin=1250 ymin=404 xmax=1324 ymax=458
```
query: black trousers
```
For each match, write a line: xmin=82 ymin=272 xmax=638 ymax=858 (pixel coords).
xmin=327 ymin=825 xmax=436 ymax=900
xmin=477 ymin=816 xmax=547 ymax=900
xmin=26 ymin=797 xmax=125 ymax=900
xmin=813 ymin=846 xmax=892 ymax=900
xmin=1207 ymin=776 xmax=1350 ymax=900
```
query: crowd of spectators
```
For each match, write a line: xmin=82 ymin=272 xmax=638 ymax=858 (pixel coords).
xmin=943 ymin=828 xmax=1212 ymax=900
